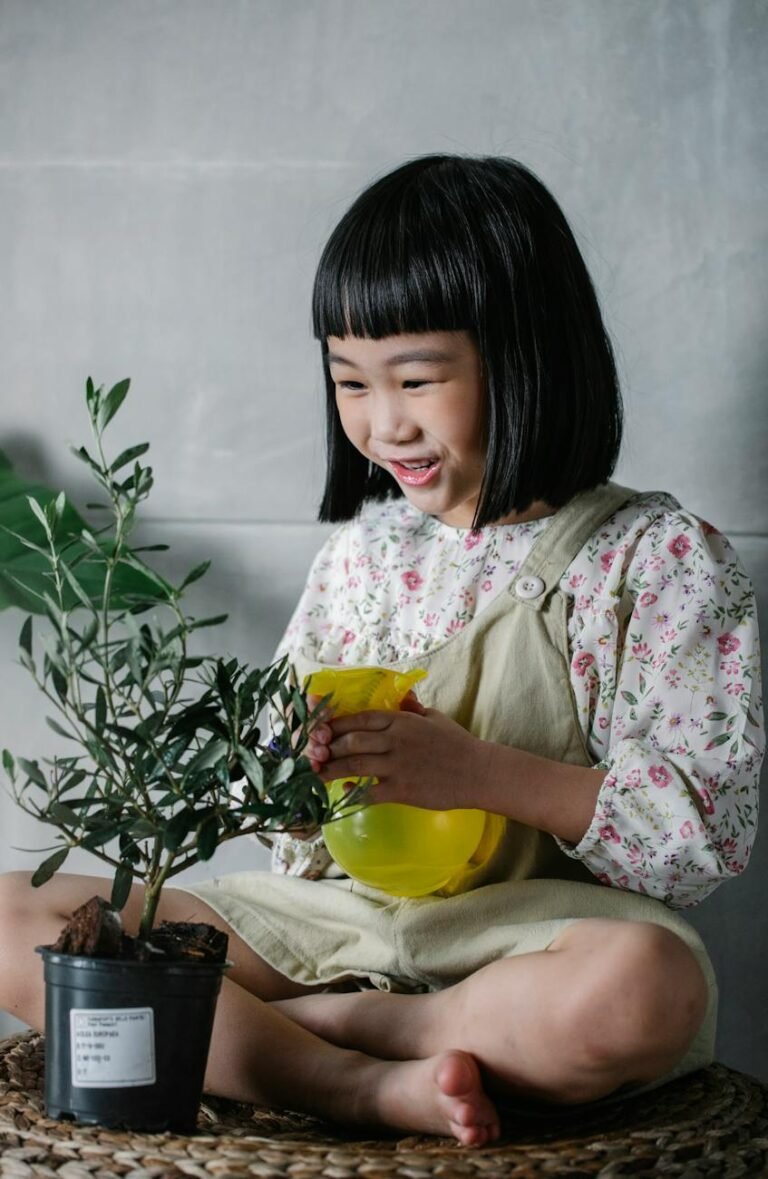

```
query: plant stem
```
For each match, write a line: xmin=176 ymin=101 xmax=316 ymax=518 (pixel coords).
xmin=138 ymin=851 xmax=176 ymax=942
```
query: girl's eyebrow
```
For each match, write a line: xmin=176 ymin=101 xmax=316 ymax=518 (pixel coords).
xmin=326 ymin=348 xmax=457 ymax=368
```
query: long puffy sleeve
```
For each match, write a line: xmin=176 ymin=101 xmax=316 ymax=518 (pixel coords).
xmin=559 ymin=496 xmax=763 ymax=908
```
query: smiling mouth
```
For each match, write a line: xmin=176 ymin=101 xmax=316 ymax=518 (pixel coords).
xmin=388 ymin=458 xmax=441 ymax=486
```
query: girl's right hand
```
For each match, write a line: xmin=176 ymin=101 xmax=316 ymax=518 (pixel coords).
xmin=305 ymin=690 xmax=426 ymax=774
xmin=306 ymin=693 xmax=333 ymax=772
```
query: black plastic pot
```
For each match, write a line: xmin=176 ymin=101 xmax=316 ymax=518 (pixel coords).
xmin=37 ymin=947 xmax=229 ymax=1132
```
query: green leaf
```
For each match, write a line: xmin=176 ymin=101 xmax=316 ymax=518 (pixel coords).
xmin=0 ymin=449 xmax=174 ymax=614
xmin=216 ymin=659 xmax=236 ymax=716
xmin=197 ymin=815 xmax=218 ymax=861
xmin=70 ymin=445 xmax=100 ymax=472
xmin=164 ymin=808 xmax=192 ymax=851
xmin=48 ymin=802 xmax=81 ymax=826
xmin=126 ymin=638 xmax=143 ymax=686
xmin=706 ymin=711 xmax=728 ymax=722
xmin=98 ymin=378 xmax=130 ymax=431
xmin=41 ymin=593 xmax=65 ymax=632
xmin=705 ymin=733 xmax=731 ymax=750
xmin=183 ymin=739 xmax=228 ymax=780
xmin=110 ymin=863 xmax=134 ymax=910
xmin=57 ymin=769 xmax=87 ymax=794
xmin=51 ymin=666 xmax=68 ymax=704
xmin=58 ymin=560 xmax=95 ymax=611
xmin=149 ymin=733 xmax=193 ymax=776
xmin=179 ymin=560 xmax=211 ymax=590
xmin=76 ymin=615 xmax=99 ymax=651
xmin=291 ymin=688 xmax=308 ymax=724
xmin=18 ymin=757 xmax=47 ymax=788
xmin=80 ymin=823 xmax=121 ymax=850
xmin=189 ymin=614 xmax=229 ymax=631
xmin=118 ymin=831 xmax=142 ymax=865
xmin=19 ymin=648 xmax=36 ymax=675
xmin=153 ymin=792 xmax=180 ymax=807
xmin=79 ymin=529 xmax=100 ymax=554
xmin=236 ymin=746 xmax=265 ymax=795
xmin=94 ymin=687 xmax=106 ymax=734
xmin=55 ymin=794 xmax=102 ymax=811
xmin=129 ymin=818 xmax=158 ymax=838
xmin=19 ymin=615 xmax=32 ymax=656
xmin=31 ymin=846 xmax=69 ymax=886
xmin=26 ymin=496 xmax=51 ymax=537
xmin=84 ymin=738 xmax=117 ymax=771
xmin=46 ymin=717 xmax=75 ymax=740
xmin=110 ymin=442 xmax=149 ymax=474
xmin=2 ymin=749 xmax=15 ymax=782
xmin=270 ymin=757 xmax=296 ymax=787
xmin=4 ymin=532 xmax=49 ymax=559
xmin=133 ymin=713 xmax=165 ymax=744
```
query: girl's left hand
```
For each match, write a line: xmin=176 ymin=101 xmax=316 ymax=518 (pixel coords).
xmin=307 ymin=699 xmax=486 ymax=811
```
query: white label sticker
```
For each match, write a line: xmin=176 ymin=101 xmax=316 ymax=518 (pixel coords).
xmin=70 ymin=1007 xmax=156 ymax=1088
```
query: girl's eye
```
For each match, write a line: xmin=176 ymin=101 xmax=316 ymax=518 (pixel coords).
xmin=335 ymin=378 xmax=430 ymax=391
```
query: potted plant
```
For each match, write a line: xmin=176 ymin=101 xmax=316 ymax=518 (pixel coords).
xmin=1 ymin=378 xmax=340 ymax=1132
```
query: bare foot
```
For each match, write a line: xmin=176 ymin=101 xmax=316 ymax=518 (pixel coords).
xmin=356 ymin=1049 xmax=501 ymax=1147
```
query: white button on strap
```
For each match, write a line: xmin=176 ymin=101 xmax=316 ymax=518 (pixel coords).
xmin=515 ymin=575 xmax=545 ymax=600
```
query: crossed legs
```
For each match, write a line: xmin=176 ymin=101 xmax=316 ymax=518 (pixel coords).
xmin=0 ymin=871 xmax=499 ymax=1145
xmin=0 ymin=871 xmax=709 ymax=1144
xmin=272 ymin=916 xmax=710 ymax=1103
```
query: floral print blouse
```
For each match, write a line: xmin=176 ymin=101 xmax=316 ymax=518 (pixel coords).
xmin=274 ymin=490 xmax=764 ymax=909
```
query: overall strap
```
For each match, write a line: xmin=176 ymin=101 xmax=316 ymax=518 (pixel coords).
xmin=510 ymin=482 xmax=637 ymax=612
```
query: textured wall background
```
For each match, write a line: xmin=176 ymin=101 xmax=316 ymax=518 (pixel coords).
xmin=1 ymin=0 xmax=766 ymax=1076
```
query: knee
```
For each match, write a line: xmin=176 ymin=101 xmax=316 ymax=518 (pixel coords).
xmin=0 ymin=871 xmax=37 ymax=926
xmin=0 ymin=871 xmax=55 ymax=955
xmin=0 ymin=871 xmax=53 ymax=1025
xmin=0 ymin=872 xmax=41 ymax=981
xmin=560 ymin=923 xmax=709 ymax=1100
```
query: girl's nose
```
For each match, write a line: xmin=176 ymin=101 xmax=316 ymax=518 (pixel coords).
xmin=370 ymin=393 xmax=419 ymax=444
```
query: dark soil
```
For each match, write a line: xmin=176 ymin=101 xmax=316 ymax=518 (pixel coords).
xmin=52 ymin=895 xmax=228 ymax=963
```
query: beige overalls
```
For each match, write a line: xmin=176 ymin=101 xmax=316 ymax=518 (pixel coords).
xmin=184 ymin=482 xmax=717 ymax=1092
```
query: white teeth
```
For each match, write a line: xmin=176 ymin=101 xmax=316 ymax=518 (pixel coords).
xmin=401 ymin=460 xmax=434 ymax=470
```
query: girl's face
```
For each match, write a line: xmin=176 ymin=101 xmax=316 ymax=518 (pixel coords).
xmin=327 ymin=330 xmax=487 ymax=528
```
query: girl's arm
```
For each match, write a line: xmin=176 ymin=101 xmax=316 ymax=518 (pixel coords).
xmin=558 ymin=504 xmax=763 ymax=907
xmin=310 ymin=704 xmax=604 ymax=844
xmin=313 ymin=501 xmax=764 ymax=908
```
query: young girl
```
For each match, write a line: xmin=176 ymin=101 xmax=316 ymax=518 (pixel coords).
xmin=0 ymin=155 xmax=762 ymax=1148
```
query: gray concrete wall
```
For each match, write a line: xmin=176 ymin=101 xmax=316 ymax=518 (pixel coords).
xmin=1 ymin=0 xmax=766 ymax=1078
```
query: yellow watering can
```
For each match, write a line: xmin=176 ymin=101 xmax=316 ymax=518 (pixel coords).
xmin=307 ymin=666 xmax=491 ymax=897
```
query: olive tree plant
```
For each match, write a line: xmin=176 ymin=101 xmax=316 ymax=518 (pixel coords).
xmin=1 ymin=379 xmax=340 ymax=944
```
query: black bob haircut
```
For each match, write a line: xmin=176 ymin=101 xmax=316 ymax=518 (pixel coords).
xmin=312 ymin=154 xmax=623 ymax=528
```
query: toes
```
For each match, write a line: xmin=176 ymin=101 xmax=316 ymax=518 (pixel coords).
xmin=450 ymin=1101 xmax=478 ymax=1129
xmin=454 ymin=1124 xmax=480 ymax=1148
xmin=453 ymin=1121 xmax=495 ymax=1148
xmin=436 ymin=1050 xmax=480 ymax=1099
xmin=435 ymin=1052 xmax=501 ymax=1148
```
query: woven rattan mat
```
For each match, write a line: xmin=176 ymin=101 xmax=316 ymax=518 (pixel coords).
xmin=1 ymin=1034 xmax=767 ymax=1178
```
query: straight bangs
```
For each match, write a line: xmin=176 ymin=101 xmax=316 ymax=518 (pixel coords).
xmin=312 ymin=168 xmax=482 ymax=343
